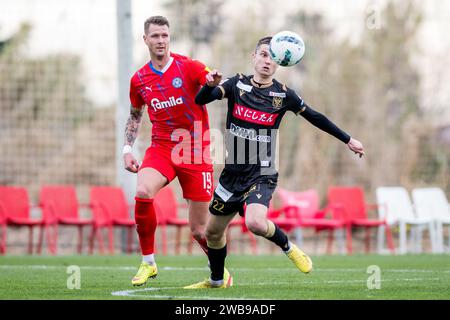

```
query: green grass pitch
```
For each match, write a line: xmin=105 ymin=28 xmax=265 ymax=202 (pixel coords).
xmin=0 ymin=254 xmax=449 ymax=300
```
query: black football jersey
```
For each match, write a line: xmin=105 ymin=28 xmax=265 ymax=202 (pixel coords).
xmin=217 ymin=73 xmax=305 ymax=176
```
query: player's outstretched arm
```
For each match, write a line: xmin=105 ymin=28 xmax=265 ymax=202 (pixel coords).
xmin=123 ymin=106 xmax=144 ymax=173
xmin=300 ymin=105 xmax=350 ymax=142
xmin=195 ymin=70 xmax=224 ymax=105
xmin=300 ymin=104 xmax=364 ymax=158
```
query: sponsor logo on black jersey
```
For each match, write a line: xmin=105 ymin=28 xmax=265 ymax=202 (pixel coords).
xmin=230 ymin=123 xmax=271 ymax=142
xmin=233 ymin=104 xmax=279 ymax=126
xmin=269 ymin=91 xmax=286 ymax=98
xmin=236 ymin=80 xmax=253 ymax=92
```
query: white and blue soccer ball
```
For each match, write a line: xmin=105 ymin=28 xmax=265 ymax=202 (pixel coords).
xmin=269 ymin=31 xmax=305 ymax=67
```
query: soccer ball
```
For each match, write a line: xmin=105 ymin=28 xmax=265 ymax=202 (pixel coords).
xmin=269 ymin=31 xmax=305 ymax=67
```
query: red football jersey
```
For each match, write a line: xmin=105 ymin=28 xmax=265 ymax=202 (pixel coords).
xmin=129 ymin=53 xmax=211 ymax=163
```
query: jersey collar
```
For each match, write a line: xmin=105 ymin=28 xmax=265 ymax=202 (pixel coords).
xmin=250 ymin=76 xmax=273 ymax=89
xmin=148 ymin=56 xmax=174 ymax=75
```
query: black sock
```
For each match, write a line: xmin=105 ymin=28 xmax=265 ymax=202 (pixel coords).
xmin=208 ymin=245 xmax=227 ymax=281
xmin=266 ymin=224 xmax=290 ymax=252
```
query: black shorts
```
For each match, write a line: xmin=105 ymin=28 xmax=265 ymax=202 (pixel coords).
xmin=209 ymin=173 xmax=278 ymax=216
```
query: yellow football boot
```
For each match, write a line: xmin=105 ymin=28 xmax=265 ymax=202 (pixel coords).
xmin=286 ymin=244 xmax=313 ymax=274
xmin=131 ymin=262 xmax=158 ymax=286
xmin=184 ymin=267 xmax=233 ymax=289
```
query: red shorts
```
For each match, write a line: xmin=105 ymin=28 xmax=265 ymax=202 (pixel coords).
xmin=139 ymin=146 xmax=213 ymax=202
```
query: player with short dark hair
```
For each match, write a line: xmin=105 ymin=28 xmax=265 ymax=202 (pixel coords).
xmin=184 ymin=36 xmax=364 ymax=289
xmin=144 ymin=15 xmax=170 ymax=30
xmin=124 ymin=15 xmax=217 ymax=286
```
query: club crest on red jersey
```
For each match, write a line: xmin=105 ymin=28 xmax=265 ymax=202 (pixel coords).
xmin=172 ymin=77 xmax=183 ymax=88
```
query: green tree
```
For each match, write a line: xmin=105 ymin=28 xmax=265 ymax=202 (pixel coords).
xmin=0 ymin=23 xmax=115 ymax=198
xmin=279 ymin=1 xmax=448 ymax=199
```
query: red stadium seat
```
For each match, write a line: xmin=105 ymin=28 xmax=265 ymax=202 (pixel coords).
xmin=39 ymin=185 xmax=93 ymax=254
xmin=327 ymin=186 xmax=395 ymax=254
xmin=0 ymin=186 xmax=44 ymax=254
xmin=153 ymin=186 xmax=191 ymax=255
xmin=89 ymin=186 xmax=135 ymax=254
xmin=267 ymin=200 xmax=298 ymax=234
xmin=0 ymin=206 xmax=5 ymax=255
xmin=276 ymin=188 xmax=347 ymax=254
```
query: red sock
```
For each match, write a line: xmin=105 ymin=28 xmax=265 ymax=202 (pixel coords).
xmin=195 ymin=236 xmax=208 ymax=255
xmin=134 ymin=197 xmax=157 ymax=255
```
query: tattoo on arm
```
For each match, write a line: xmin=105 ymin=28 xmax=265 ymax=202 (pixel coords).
xmin=124 ymin=106 xmax=144 ymax=146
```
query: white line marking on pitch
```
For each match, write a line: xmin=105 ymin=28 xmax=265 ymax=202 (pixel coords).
xmin=110 ymin=277 xmax=443 ymax=299
xmin=1 ymin=265 xmax=449 ymax=273
xmin=111 ymin=287 xmax=253 ymax=300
